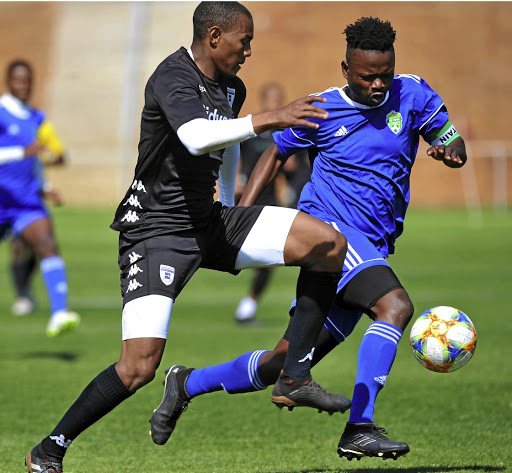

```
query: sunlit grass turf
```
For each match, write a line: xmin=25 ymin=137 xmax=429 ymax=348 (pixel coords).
xmin=0 ymin=206 xmax=510 ymax=473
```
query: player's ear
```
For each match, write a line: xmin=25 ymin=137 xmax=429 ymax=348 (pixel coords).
xmin=208 ymin=26 xmax=222 ymax=47
xmin=341 ymin=60 xmax=349 ymax=80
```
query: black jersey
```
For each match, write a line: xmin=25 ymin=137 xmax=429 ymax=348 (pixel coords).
xmin=111 ymin=47 xmax=246 ymax=242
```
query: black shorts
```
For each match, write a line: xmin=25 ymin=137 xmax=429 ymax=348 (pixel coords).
xmin=118 ymin=204 xmax=264 ymax=305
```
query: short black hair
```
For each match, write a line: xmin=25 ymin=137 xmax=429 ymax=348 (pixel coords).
xmin=193 ymin=1 xmax=252 ymax=41
xmin=6 ymin=59 xmax=33 ymax=80
xmin=343 ymin=17 xmax=396 ymax=56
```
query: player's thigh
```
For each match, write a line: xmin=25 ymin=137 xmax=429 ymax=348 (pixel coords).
xmin=232 ymin=205 xmax=298 ymax=270
xmin=20 ymin=216 xmax=58 ymax=257
xmin=283 ymin=211 xmax=346 ymax=269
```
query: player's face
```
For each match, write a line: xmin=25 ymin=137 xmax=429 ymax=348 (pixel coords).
xmin=213 ymin=14 xmax=253 ymax=77
xmin=7 ymin=65 xmax=32 ymax=102
xmin=342 ymin=49 xmax=395 ymax=107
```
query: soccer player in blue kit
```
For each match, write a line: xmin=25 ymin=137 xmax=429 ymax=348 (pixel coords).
xmin=0 ymin=60 xmax=79 ymax=337
xmin=152 ymin=17 xmax=467 ymax=461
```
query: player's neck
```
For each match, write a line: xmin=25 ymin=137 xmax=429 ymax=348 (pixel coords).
xmin=189 ymin=43 xmax=218 ymax=81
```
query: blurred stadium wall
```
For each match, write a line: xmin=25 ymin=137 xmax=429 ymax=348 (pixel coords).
xmin=0 ymin=1 xmax=510 ymax=211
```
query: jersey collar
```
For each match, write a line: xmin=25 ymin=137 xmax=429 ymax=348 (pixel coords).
xmin=338 ymin=86 xmax=389 ymax=110
xmin=0 ymin=93 xmax=31 ymax=119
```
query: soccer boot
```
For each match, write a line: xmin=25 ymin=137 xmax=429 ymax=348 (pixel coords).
xmin=25 ymin=443 xmax=63 ymax=473
xmin=271 ymin=373 xmax=352 ymax=414
xmin=149 ymin=365 xmax=194 ymax=445
xmin=12 ymin=296 xmax=36 ymax=316
xmin=46 ymin=311 xmax=80 ymax=337
xmin=337 ymin=422 xmax=410 ymax=461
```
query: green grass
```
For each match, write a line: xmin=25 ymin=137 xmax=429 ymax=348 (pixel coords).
xmin=0 ymin=207 xmax=510 ymax=473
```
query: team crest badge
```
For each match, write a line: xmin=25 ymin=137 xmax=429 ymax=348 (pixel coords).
xmin=386 ymin=110 xmax=403 ymax=134
xmin=160 ymin=264 xmax=175 ymax=286
xmin=226 ymin=87 xmax=235 ymax=108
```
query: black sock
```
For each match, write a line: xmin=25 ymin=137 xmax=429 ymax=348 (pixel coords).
xmin=10 ymin=256 xmax=35 ymax=298
xmin=282 ymin=269 xmax=341 ymax=378
xmin=41 ymin=364 xmax=133 ymax=461
xmin=251 ymin=267 xmax=273 ymax=297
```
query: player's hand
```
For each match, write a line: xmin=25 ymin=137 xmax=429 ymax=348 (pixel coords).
xmin=252 ymin=96 xmax=328 ymax=133
xmin=43 ymin=189 xmax=64 ymax=206
xmin=427 ymin=144 xmax=465 ymax=168
xmin=24 ymin=141 xmax=47 ymax=157
xmin=274 ymin=95 xmax=328 ymax=129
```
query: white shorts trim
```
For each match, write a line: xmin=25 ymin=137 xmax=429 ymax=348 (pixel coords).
xmin=122 ymin=294 xmax=174 ymax=340
xmin=235 ymin=206 xmax=299 ymax=270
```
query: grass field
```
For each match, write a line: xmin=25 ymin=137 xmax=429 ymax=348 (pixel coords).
xmin=0 ymin=207 xmax=510 ymax=473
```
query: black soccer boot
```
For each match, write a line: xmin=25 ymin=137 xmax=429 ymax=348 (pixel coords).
xmin=25 ymin=443 xmax=63 ymax=473
xmin=337 ymin=422 xmax=410 ymax=461
xmin=149 ymin=365 xmax=194 ymax=445
xmin=271 ymin=373 xmax=352 ymax=414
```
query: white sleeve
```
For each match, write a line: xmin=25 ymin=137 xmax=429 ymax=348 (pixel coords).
xmin=177 ymin=115 xmax=256 ymax=156
xmin=0 ymin=146 xmax=24 ymax=165
xmin=217 ymin=144 xmax=240 ymax=207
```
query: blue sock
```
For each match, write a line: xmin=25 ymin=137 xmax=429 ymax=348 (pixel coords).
xmin=349 ymin=321 xmax=403 ymax=424
xmin=185 ymin=350 xmax=268 ymax=398
xmin=40 ymin=256 xmax=68 ymax=316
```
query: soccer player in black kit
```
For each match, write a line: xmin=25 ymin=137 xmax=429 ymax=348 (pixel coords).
xmin=25 ymin=3 xmax=350 ymax=471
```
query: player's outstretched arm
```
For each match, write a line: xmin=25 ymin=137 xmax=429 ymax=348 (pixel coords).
xmin=251 ymin=95 xmax=328 ymax=134
xmin=427 ymin=136 xmax=467 ymax=168
xmin=238 ymin=143 xmax=285 ymax=207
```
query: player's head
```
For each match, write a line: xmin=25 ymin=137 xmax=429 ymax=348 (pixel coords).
xmin=192 ymin=1 xmax=253 ymax=78
xmin=259 ymin=82 xmax=285 ymax=112
xmin=341 ymin=17 xmax=396 ymax=107
xmin=6 ymin=59 xmax=33 ymax=102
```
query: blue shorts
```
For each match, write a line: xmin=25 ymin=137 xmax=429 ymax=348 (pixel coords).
xmin=289 ymin=216 xmax=389 ymax=344
xmin=0 ymin=179 xmax=49 ymax=239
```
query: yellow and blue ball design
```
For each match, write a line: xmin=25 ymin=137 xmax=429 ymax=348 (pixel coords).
xmin=410 ymin=306 xmax=477 ymax=373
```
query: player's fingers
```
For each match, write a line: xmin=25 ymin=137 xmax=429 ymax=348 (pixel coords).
xmin=303 ymin=95 xmax=327 ymax=104
xmin=299 ymin=119 xmax=321 ymax=130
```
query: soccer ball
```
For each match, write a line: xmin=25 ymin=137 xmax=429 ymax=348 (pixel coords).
xmin=409 ymin=306 xmax=477 ymax=373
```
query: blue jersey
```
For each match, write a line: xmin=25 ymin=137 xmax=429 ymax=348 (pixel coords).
xmin=0 ymin=93 xmax=45 ymax=195
xmin=0 ymin=94 xmax=49 ymax=237
xmin=274 ymin=75 xmax=450 ymax=257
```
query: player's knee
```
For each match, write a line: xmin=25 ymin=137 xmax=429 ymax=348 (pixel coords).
xmin=387 ymin=292 xmax=414 ymax=330
xmin=308 ymin=227 xmax=346 ymax=272
xmin=117 ymin=359 xmax=159 ymax=391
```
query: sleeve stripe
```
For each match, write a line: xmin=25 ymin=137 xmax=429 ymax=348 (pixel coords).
xmin=419 ymin=102 xmax=445 ymax=131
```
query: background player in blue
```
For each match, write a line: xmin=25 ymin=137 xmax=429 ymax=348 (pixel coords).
xmin=0 ymin=60 xmax=79 ymax=337
xmin=152 ymin=17 xmax=467 ymax=461
xmin=25 ymin=3 xmax=351 ymax=471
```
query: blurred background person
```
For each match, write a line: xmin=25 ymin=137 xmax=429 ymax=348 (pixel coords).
xmin=10 ymin=158 xmax=64 ymax=316
xmin=0 ymin=59 xmax=79 ymax=336
xmin=234 ymin=82 xmax=310 ymax=324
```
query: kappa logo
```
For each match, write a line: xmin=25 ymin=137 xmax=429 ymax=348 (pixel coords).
xmin=123 ymin=194 xmax=143 ymax=209
xmin=386 ymin=110 xmax=403 ymax=134
xmin=298 ymin=347 xmax=315 ymax=363
xmin=121 ymin=210 xmax=139 ymax=223
xmin=199 ymin=85 xmax=206 ymax=93
xmin=131 ymin=179 xmax=147 ymax=193
xmin=226 ymin=87 xmax=235 ymax=108
xmin=128 ymin=251 xmax=142 ymax=264
xmin=160 ymin=264 xmax=175 ymax=286
xmin=128 ymin=264 xmax=143 ymax=278
xmin=49 ymin=434 xmax=72 ymax=448
xmin=335 ymin=125 xmax=348 ymax=137
xmin=126 ymin=279 xmax=143 ymax=293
